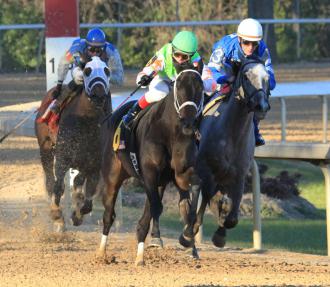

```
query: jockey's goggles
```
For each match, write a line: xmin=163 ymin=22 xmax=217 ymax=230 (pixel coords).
xmin=241 ymin=39 xmax=259 ymax=47
xmin=87 ymin=46 xmax=104 ymax=54
xmin=173 ymin=50 xmax=193 ymax=62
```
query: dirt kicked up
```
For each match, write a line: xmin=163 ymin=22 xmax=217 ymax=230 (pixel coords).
xmin=1 ymin=137 xmax=330 ymax=287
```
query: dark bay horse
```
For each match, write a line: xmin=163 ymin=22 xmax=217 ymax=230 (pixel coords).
xmin=98 ymin=65 xmax=204 ymax=266
xmin=146 ymin=56 xmax=271 ymax=255
xmin=194 ymin=56 xmax=271 ymax=247
xmin=35 ymin=56 xmax=111 ymax=231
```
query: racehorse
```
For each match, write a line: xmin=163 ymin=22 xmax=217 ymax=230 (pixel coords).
xmin=194 ymin=56 xmax=271 ymax=248
xmin=35 ymin=56 xmax=111 ymax=231
xmin=146 ymin=56 xmax=271 ymax=255
xmin=98 ymin=63 xmax=204 ymax=266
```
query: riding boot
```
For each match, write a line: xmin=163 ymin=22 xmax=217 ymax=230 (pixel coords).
xmin=254 ymin=116 xmax=265 ymax=147
xmin=50 ymin=81 xmax=80 ymax=114
xmin=122 ymin=102 xmax=142 ymax=129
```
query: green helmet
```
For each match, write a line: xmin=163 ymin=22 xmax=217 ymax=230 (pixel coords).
xmin=172 ymin=31 xmax=198 ymax=55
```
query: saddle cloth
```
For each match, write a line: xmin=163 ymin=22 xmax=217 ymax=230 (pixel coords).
xmin=203 ymin=93 xmax=227 ymax=116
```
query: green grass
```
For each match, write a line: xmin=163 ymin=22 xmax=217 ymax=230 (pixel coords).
xmin=258 ymin=159 xmax=326 ymax=210
xmin=159 ymin=213 xmax=327 ymax=255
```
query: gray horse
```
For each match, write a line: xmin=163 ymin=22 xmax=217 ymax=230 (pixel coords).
xmin=194 ymin=56 xmax=271 ymax=247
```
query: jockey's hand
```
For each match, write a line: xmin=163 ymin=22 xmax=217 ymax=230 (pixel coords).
xmin=138 ymin=75 xmax=153 ymax=87
xmin=52 ymin=84 xmax=62 ymax=99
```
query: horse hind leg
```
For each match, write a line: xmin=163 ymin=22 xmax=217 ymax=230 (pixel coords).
xmin=97 ymin=161 xmax=125 ymax=261
xmin=149 ymin=186 xmax=166 ymax=249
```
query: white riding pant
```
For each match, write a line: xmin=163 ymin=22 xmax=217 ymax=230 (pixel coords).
xmin=144 ymin=74 xmax=171 ymax=104
xmin=72 ymin=66 xmax=84 ymax=85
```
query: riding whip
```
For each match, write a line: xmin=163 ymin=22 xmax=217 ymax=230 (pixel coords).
xmin=101 ymin=84 xmax=143 ymax=125
xmin=0 ymin=109 xmax=37 ymax=144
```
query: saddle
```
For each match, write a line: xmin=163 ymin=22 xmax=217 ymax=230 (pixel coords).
xmin=37 ymin=94 xmax=75 ymax=136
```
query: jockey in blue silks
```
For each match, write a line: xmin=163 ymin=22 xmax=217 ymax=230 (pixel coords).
xmin=43 ymin=28 xmax=124 ymax=117
xmin=208 ymin=18 xmax=276 ymax=146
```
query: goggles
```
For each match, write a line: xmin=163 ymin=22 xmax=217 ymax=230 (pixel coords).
xmin=87 ymin=46 xmax=104 ymax=54
xmin=241 ymin=39 xmax=259 ymax=47
xmin=173 ymin=50 xmax=193 ymax=62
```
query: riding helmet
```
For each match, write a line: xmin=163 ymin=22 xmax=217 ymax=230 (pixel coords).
xmin=237 ymin=18 xmax=263 ymax=41
xmin=172 ymin=31 xmax=198 ymax=55
xmin=86 ymin=28 xmax=106 ymax=47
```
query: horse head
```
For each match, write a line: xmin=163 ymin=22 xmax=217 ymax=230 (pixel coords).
xmin=173 ymin=63 xmax=204 ymax=136
xmin=234 ymin=56 xmax=270 ymax=120
xmin=83 ymin=56 xmax=111 ymax=110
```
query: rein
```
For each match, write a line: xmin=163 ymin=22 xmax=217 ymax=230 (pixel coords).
xmin=173 ymin=69 xmax=204 ymax=118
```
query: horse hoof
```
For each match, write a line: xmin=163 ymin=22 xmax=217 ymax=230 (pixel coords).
xmin=81 ymin=201 xmax=93 ymax=215
xmin=179 ymin=233 xmax=194 ymax=248
xmin=148 ymin=237 xmax=163 ymax=249
xmin=71 ymin=211 xmax=83 ymax=226
xmin=50 ymin=208 xmax=63 ymax=221
xmin=185 ymin=245 xmax=199 ymax=259
xmin=135 ymin=259 xmax=145 ymax=267
xmin=53 ymin=220 xmax=65 ymax=233
xmin=212 ymin=229 xmax=226 ymax=248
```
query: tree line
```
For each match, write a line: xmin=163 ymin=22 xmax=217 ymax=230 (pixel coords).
xmin=0 ymin=0 xmax=329 ymax=72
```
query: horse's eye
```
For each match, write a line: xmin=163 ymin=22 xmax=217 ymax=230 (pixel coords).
xmin=104 ymin=67 xmax=110 ymax=77
xmin=84 ymin=67 xmax=92 ymax=77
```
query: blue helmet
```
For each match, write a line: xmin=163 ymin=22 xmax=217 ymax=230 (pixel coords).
xmin=86 ymin=28 xmax=106 ymax=47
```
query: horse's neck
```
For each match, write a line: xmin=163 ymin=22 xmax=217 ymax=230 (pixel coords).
xmin=143 ymin=92 xmax=178 ymax=146
xmin=70 ymin=92 xmax=99 ymax=118
xmin=221 ymin=92 xmax=253 ymax=140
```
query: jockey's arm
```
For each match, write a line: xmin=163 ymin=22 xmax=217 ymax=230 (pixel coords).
xmin=107 ymin=48 xmax=124 ymax=86
xmin=200 ymin=62 xmax=217 ymax=93
xmin=136 ymin=54 xmax=164 ymax=85
xmin=208 ymin=47 xmax=234 ymax=86
xmin=57 ymin=51 xmax=74 ymax=86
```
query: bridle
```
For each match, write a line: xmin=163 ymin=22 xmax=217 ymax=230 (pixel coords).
xmin=234 ymin=58 xmax=268 ymax=108
xmin=173 ymin=69 xmax=204 ymax=118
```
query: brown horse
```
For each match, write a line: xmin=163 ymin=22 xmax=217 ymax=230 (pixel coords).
xmin=98 ymin=64 xmax=204 ymax=265
xmin=35 ymin=56 xmax=111 ymax=231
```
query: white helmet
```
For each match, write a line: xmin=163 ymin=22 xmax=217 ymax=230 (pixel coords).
xmin=237 ymin=18 xmax=263 ymax=41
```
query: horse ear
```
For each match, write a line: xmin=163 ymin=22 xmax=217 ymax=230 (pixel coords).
xmin=84 ymin=67 xmax=92 ymax=77
xmin=104 ymin=67 xmax=110 ymax=77
xmin=197 ymin=58 xmax=204 ymax=75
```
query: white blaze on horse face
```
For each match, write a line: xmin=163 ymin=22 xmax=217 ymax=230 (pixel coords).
xmin=246 ymin=64 xmax=269 ymax=90
xmin=83 ymin=56 xmax=111 ymax=95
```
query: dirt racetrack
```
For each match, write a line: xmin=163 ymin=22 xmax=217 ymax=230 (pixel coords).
xmin=1 ymin=136 xmax=330 ymax=287
xmin=1 ymin=68 xmax=330 ymax=286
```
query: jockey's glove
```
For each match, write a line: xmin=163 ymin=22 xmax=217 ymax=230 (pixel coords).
xmin=138 ymin=75 xmax=153 ymax=87
xmin=52 ymin=84 xmax=62 ymax=99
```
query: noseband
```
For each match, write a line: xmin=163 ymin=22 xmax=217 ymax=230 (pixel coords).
xmin=173 ymin=69 xmax=204 ymax=118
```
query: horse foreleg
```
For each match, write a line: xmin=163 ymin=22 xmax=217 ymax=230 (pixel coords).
xmin=72 ymin=171 xmax=100 ymax=226
xmin=71 ymin=172 xmax=86 ymax=226
xmin=175 ymin=167 xmax=196 ymax=249
xmin=40 ymin=148 xmax=55 ymax=199
xmin=211 ymin=180 xmax=242 ymax=248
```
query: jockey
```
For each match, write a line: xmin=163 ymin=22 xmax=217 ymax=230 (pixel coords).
xmin=47 ymin=28 xmax=124 ymax=115
xmin=208 ymin=18 xmax=276 ymax=146
xmin=122 ymin=30 xmax=217 ymax=128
